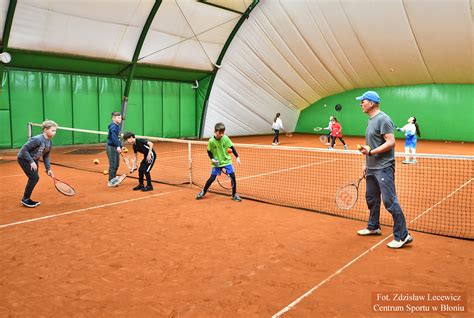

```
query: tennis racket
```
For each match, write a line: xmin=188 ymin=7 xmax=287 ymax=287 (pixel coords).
xmin=313 ymin=127 xmax=323 ymax=132
xmin=280 ymin=129 xmax=293 ymax=137
xmin=216 ymin=167 xmax=234 ymax=190
xmin=121 ymin=151 xmax=135 ymax=171
xmin=335 ymin=171 xmax=366 ymax=210
xmin=50 ymin=176 xmax=76 ymax=196
xmin=110 ymin=167 xmax=137 ymax=186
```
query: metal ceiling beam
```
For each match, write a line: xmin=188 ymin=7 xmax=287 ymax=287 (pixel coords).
xmin=198 ymin=0 xmax=260 ymax=138
xmin=197 ymin=0 xmax=244 ymax=15
xmin=121 ymin=0 xmax=162 ymax=131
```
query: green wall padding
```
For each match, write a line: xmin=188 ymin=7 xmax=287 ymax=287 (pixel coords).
xmin=197 ymin=75 xmax=211 ymax=136
xmin=43 ymin=73 xmax=73 ymax=145
xmin=1 ymin=72 xmax=9 ymax=110
xmin=180 ymin=83 xmax=196 ymax=137
xmin=163 ymin=82 xmax=180 ymax=137
xmin=124 ymin=80 xmax=143 ymax=135
xmin=0 ymin=110 xmax=11 ymax=148
xmin=10 ymin=71 xmax=43 ymax=148
xmin=296 ymin=84 xmax=474 ymax=142
xmin=72 ymin=75 xmax=99 ymax=144
xmin=98 ymin=77 xmax=122 ymax=142
xmin=143 ymin=80 xmax=163 ymax=137
xmin=2 ymin=69 xmax=198 ymax=148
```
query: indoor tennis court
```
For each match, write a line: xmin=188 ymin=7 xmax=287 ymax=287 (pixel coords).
xmin=0 ymin=0 xmax=473 ymax=317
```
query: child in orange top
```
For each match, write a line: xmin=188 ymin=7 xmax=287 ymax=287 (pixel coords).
xmin=329 ymin=117 xmax=348 ymax=150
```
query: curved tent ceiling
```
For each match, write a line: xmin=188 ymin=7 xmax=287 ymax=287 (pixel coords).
xmin=0 ymin=0 xmax=472 ymax=137
xmin=203 ymin=0 xmax=473 ymax=137
xmin=0 ymin=0 xmax=252 ymax=77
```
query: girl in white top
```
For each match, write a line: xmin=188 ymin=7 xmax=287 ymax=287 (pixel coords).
xmin=397 ymin=116 xmax=421 ymax=164
xmin=323 ymin=116 xmax=334 ymax=145
xmin=272 ymin=113 xmax=284 ymax=145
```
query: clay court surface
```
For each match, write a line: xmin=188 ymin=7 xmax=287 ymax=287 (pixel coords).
xmin=0 ymin=135 xmax=472 ymax=317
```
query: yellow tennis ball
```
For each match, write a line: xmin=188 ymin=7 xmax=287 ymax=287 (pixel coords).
xmin=357 ymin=144 xmax=362 ymax=150
xmin=123 ymin=147 xmax=128 ymax=153
xmin=366 ymin=145 xmax=371 ymax=151
xmin=103 ymin=170 xmax=108 ymax=175
xmin=93 ymin=159 xmax=100 ymax=165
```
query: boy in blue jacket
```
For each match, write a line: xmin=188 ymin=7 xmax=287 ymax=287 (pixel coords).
xmin=107 ymin=112 xmax=123 ymax=187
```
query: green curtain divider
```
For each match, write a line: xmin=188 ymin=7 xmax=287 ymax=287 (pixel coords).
xmin=10 ymin=71 xmax=43 ymax=147
xmin=0 ymin=110 xmax=12 ymax=148
xmin=143 ymin=80 xmax=163 ymax=137
xmin=296 ymin=84 xmax=474 ymax=142
xmin=180 ymin=82 xmax=196 ymax=137
xmin=3 ymin=69 xmax=199 ymax=149
xmin=98 ymin=77 xmax=122 ymax=142
xmin=1 ymin=71 xmax=9 ymax=110
xmin=124 ymin=80 xmax=143 ymax=135
xmin=43 ymin=73 xmax=72 ymax=145
xmin=196 ymin=76 xmax=211 ymax=134
xmin=163 ymin=82 xmax=180 ymax=137
xmin=72 ymin=75 xmax=99 ymax=144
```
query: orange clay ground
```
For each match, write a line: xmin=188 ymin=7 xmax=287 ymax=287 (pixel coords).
xmin=0 ymin=134 xmax=472 ymax=317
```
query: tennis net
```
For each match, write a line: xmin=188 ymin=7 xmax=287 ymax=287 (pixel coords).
xmin=28 ymin=123 xmax=473 ymax=239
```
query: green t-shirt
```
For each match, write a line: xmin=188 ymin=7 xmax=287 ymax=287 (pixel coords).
xmin=208 ymin=135 xmax=233 ymax=167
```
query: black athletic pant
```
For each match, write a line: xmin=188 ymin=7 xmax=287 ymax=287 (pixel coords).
xmin=18 ymin=158 xmax=39 ymax=200
xmin=330 ymin=136 xmax=346 ymax=148
xmin=202 ymin=172 xmax=237 ymax=196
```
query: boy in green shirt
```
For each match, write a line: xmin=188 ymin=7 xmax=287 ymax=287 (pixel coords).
xmin=196 ymin=123 xmax=242 ymax=201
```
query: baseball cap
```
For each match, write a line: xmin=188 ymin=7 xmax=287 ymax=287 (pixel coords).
xmin=355 ymin=91 xmax=380 ymax=103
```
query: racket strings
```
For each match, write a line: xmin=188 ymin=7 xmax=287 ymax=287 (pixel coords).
xmin=55 ymin=181 xmax=76 ymax=196
xmin=336 ymin=185 xmax=358 ymax=209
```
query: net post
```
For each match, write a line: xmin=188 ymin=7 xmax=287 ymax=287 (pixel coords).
xmin=188 ymin=142 xmax=193 ymax=186
xmin=27 ymin=122 xmax=32 ymax=139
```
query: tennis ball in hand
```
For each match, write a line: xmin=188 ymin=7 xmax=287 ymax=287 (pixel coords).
xmin=227 ymin=148 xmax=232 ymax=154
xmin=93 ymin=159 xmax=100 ymax=165
xmin=123 ymin=147 xmax=128 ymax=153
xmin=357 ymin=144 xmax=371 ymax=151
xmin=103 ymin=170 xmax=108 ymax=175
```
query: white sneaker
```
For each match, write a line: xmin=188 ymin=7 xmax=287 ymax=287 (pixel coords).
xmin=272 ymin=143 xmax=277 ymax=146
xmin=402 ymin=160 xmax=411 ymax=164
xmin=344 ymin=145 xmax=348 ymax=150
xmin=412 ymin=159 xmax=417 ymax=164
xmin=357 ymin=228 xmax=382 ymax=236
xmin=108 ymin=179 xmax=118 ymax=187
xmin=387 ymin=234 xmax=413 ymax=249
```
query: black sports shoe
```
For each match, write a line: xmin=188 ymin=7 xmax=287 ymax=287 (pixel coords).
xmin=141 ymin=185 xmax=153 ymax=192
xmin=133 ymin=184 xmax=144 ymax=191
xmin=21 ymin=198 xmax=39 ymax=208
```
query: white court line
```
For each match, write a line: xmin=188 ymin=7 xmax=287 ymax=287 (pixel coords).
xmin=236 ymin=159 xmax=337 ymax=182
xmin=0 ymin=190 xmax=182 ymax=229
xmin=272 ymin=177 xmax=473 ymax=318
xmin=0 ymin=174 xmax=24 ymax=178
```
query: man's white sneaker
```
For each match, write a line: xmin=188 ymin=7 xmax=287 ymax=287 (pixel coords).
xmin=387 ymin=234 xmax=413 ymax=249
xmin=357 ymin=228 xmax=382 ymax=236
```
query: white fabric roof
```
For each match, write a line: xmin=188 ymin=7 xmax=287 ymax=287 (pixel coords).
xmin=0 ymin=0 xmax=8 ymax=39
xmin=4 ymin=0 xmax=248 ymax=70
xmin=1 ymin=0 xmax=471 ymax=138
xmin=203 ymin=0 xmax=473 ymax=137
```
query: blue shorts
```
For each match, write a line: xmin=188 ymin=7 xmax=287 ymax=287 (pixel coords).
xmin=405 ymin=136 xmax=417 ymax=148
xmin=211 ymin=164 xmax=234 ymax=176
